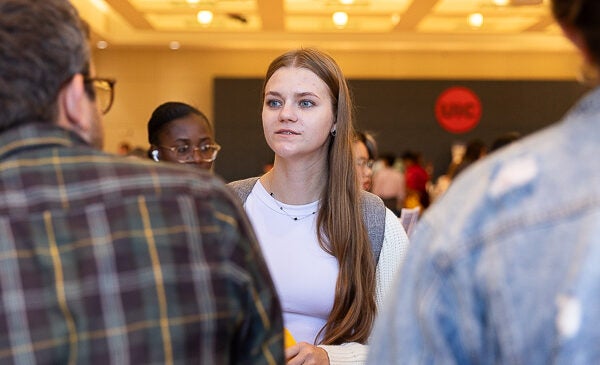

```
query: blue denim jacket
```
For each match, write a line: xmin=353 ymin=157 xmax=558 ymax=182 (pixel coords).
xmin=367 ymin=86 xmax=600 ymax=365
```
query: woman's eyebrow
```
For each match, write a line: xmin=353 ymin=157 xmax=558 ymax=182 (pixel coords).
xmin=265 ymin=90 xmax=320 ymax=99
xmin=265 ymin=91 xmax=282 ymax=98
xmin=173 ymin=138 xmax=192 ymax=143
xmin=296 ymin=91 xmax=320 ymax=99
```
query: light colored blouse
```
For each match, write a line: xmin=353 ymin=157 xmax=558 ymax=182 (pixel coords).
xmin=244 ymin=180 xmax=409 ymax=364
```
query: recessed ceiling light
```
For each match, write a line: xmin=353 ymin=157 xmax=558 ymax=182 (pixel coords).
xmin=468 ymin=13 xmax=484 ymax=28
xmin=96 ymin=40 xmax=108 ymax=49
xmin=197 ymin=10 xmax=213 ymax=25
xmin=169 ymin=41 xmax=181 ymax=50
xmin=492 ymin=0 xmax=510 ymax=5
xmin=332 ymin=11 xmax=348 ymax=28
xmin=187 ymin=0 xmax=201 ymax=4
xmin=90 ymin=0 xmax=109 ymax=13
xmin=340 ymin=0 xmax=354 ymax=4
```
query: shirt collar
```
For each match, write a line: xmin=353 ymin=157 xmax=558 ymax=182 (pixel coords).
xmin=0 ymin=123 xmax=90 ymax=161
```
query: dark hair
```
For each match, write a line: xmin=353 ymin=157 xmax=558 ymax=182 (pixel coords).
xmin=264 ymin=49 xmax=375 ymax=346
xmin=463 ymin=139 xmax=487 ymax=162
xmin=552 ymin=0 xmax=600 ymax=64
xmin=401 ymin=150 xmax=419 ymax=163
xmin=490 ymin=131 xmax=521 ymax=152
xmin=0 ymin=0 xmax=90 ymax=131
xmin=147 ymin=101 xmax=211 ymax=145
xmin=380 ymin=153 xmax=396 ymax=167
xmin=354 ymin=131 xmax=378 ymax=160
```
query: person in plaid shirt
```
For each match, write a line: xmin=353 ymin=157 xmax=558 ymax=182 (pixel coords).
xmin=0 ymin=1 xmax=284 ymax=364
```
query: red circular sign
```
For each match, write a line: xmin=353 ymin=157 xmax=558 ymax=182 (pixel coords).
xmin=434 ymin=86 xmax=482 ymax=133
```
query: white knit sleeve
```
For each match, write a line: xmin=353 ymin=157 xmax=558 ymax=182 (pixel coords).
xmin=375 ymin=208 xmax=409 ymax=309
xmin=318 ymin=342 xmax=368 ymax=365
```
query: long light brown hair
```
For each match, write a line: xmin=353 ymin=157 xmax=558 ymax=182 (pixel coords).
xmin=262 ymin=48 xmax=376 ymax=345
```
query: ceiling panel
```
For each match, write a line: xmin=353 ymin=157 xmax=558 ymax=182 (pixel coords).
xmin=71 ymin=0 xmax=574 ymax=52
xmin=285 ymin=0 xmax=411 ymax=13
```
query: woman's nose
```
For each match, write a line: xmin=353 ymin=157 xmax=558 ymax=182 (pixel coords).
xmin=191 ymin=147 xmax=203 ymax=162
xmin=279 ymin=103 xmax=297 ymax=122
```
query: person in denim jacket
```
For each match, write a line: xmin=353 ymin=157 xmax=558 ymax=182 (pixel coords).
xmin=367 ymin=0 xmax=600 ymax=364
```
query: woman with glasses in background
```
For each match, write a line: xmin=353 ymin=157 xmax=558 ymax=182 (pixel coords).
xmin=353 ymin=130 xmax=377 ymax=192
xmin=147 ymin=101 xmax=221 ymax=171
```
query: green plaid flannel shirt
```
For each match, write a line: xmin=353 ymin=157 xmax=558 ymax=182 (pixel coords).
xmin=0 ymin=123 xmax=284 ymax=364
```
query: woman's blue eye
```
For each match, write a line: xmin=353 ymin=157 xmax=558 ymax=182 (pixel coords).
xmin=299 ymin=100 xmax=314 ymax=108
xmin=266 ymin=99 xmax=282 ymax=108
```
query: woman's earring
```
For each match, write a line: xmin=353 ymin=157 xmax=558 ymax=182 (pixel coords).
xmin=331 ymin=129 xmax=336 ymax=137
xmin=151 ymin=150 xmax=160 ymax=162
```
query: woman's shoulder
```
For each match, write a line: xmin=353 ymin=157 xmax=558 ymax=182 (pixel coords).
xmin=227 ymin=177 xmax=260 ymax=203
xmin=359 ymin=190 xmax=386 ymax=224
xmin=359 ymin=190 xmax=386 ymax=262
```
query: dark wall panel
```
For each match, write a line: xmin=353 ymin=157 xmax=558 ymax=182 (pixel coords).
xmin=213 ymin=78 xmax=273 ymax=182
xmin=351 ymin=79 xmax=586 ymax=179
xmin=215 ymin=78 xmax=586 ymax=182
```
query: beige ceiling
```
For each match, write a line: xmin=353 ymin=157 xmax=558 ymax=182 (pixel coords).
xmin=71 ymin=0 xmax=574 ymax=52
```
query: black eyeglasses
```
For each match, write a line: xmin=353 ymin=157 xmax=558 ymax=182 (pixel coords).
xmin=84 ymin=77 xmax=116 ymax=115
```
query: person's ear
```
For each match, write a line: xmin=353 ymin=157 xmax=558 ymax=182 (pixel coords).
xmin=57 ymin=74 xmax=94 ymax=136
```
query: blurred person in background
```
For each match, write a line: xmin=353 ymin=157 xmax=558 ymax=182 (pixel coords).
xmin=371 ymin=152 xmax=405 ymax=216
xmin=450 ymin=138 xmax=487 ymax=179
xmin=490 ymin=131 xmax=521 ymax=153
xmin=353 ymin=131 xmax=378 ymax=191
xmin=401 ymin=150 xmax=430 ymax=210
xmin=118 ymin=141 xmax=131 ymax=155
xmin=147 ymin=101 xmax=221 ymax=171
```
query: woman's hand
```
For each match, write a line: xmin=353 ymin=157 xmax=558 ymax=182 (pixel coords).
xmin=285 ymin=342 xmax=330 ymax=365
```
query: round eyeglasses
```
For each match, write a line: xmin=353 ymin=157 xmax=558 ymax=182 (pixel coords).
xmin=356 ymin=159 xmax=374 ymax=169
xmin=84 ymin=77 xmax=116 ymax=115
xmin=159 ymin=143 xmax=221 ymax=163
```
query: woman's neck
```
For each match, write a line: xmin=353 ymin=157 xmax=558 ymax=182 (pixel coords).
xmin=260 ymin=161 xmax=326 ymax=205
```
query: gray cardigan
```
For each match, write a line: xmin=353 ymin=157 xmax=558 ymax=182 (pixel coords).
xmin=228 ymin=177 xmax=385 ymax=263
